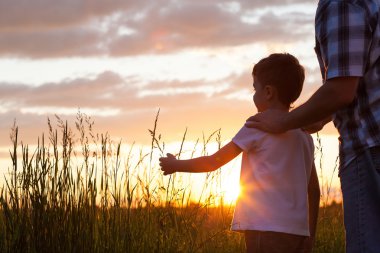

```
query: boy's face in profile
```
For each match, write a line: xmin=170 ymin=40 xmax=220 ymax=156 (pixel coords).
xmin=252 ymin=75 xmax=268 ymax=112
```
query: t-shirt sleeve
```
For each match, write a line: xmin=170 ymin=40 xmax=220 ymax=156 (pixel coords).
xmin=232 ymin=126 xmax=263 ymax=152
xmin=316 ymin=1 xmax=371 ymax=79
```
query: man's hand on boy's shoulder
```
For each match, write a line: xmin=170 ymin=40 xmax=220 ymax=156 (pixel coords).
xmin=159 ymin=153 xmax=177 ymax=175
xmin=245 ymin=109 xmax=288 ymax=133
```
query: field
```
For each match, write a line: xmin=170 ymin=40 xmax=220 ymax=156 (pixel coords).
xmin=0 ymin=112 xmax=344 ymax=253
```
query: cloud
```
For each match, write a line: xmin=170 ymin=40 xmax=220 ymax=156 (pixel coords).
xmin=0 ymin=63 xmax=321 ymax=117
xmin=0 ymin=72 xmax=205 ymax=120
xmin=0 ymin=28 xmax=104 ymax=58
xmin=0 ymin=69 xmax=254 ymax=144
xmin=0 ymin=0 xmax=315 ymax=58
xmin=239 ymin=0 xmax=316 ymax=9
xmin=108 ymin=2 xmax=315 ymax=56
xmin=0 ymin=71 xmax=126 ymax=107
xmin=0 ymin=0 xmax=140 ymax=31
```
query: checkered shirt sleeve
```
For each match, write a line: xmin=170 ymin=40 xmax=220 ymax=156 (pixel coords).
xmin=315 ymin=0 xmax=371 ymax=80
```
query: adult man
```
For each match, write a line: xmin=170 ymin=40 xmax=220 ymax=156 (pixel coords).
xmin=246 ymin=1 xmax=380 ymax=252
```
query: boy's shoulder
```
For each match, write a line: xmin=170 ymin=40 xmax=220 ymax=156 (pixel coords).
xmin=232 ymin=126 xmax=269 ymax=152
xmin=233 ymin=126 xmax=314 ymax=152
xmin=234 ymin=125 xmax=311 ymax=140
xmin=233 ymin=125 xmax=268 ymax=140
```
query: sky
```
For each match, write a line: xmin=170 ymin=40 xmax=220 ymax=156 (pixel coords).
xmin=0 ymin=0 xmax=341 ymax=197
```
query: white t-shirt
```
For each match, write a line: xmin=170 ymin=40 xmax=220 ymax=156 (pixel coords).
xmin=231 ymin=126 xmax=314 ymax=236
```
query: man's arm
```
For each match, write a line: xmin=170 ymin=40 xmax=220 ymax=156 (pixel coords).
xmin=246 ymin=77 xmax=359 ymax=133
xmin=159 ymin=141 xmax=242 ymax=175
xmin=302 ymin=116 xmax=332 ymax=134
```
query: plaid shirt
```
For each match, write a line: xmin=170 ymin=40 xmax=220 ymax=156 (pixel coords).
xmin=315 ymin=0 xmax=380 ymax=170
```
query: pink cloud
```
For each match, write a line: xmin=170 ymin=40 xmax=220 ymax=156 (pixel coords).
xmin=0 ymin=0 xmax=314 ymax=58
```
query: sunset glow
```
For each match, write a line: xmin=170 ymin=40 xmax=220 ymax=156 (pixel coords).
xmin=223 ymin=183 xmax=241 ymax=203
xmin=0 ymin=0 xmax=341 ymax=202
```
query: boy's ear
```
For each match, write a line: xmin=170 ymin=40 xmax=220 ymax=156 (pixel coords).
xmin=264 ymin=85 xmax=275 ymax=99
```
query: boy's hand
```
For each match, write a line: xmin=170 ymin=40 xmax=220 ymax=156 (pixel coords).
xmin=159 ymin=153 xmax=177 ymax=175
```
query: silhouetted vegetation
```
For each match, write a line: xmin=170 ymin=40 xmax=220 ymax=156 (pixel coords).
xmin=0 ymin=111 xmax=344 ymax=252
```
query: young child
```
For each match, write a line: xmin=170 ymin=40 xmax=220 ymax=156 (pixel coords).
xmin=159 ymin=53 xmax=320 ymax=253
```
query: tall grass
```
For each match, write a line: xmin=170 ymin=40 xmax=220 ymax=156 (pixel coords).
xmin=313 ymin=133 xmax=345 ymax=253
xmin=0 ymin=111 xmax=344 ymax=252
xmin=0 ymin=111 xmax=244 ymax=253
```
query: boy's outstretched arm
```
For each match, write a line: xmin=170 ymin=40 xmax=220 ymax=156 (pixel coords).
xmin=303 ymin=162 xmax=320 ymax=253
xmin=159 ymin=141 xmax=242 ymax=175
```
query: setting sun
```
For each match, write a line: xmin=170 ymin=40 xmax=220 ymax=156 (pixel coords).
xmin=222 ymin=183 xmax=241 ymax=203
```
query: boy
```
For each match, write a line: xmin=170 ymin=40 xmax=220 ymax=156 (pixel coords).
xmin=159 ymin=53 xmax=320 ymax=253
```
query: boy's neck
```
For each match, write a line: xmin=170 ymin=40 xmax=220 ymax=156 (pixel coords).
xmin=266 ymin=101 xmax=290 ymax=112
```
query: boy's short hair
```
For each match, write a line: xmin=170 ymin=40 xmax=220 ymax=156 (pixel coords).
xmin=252 ymin=53 xmax=305 ymax=108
